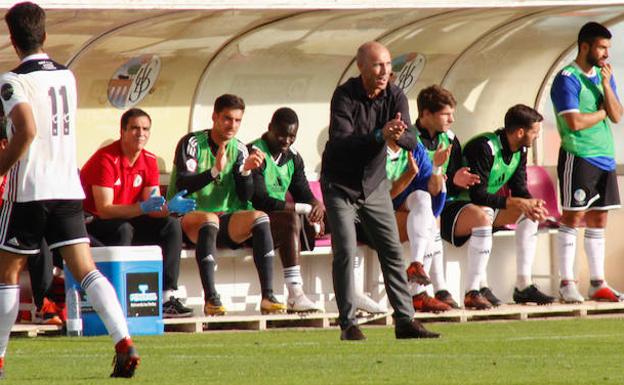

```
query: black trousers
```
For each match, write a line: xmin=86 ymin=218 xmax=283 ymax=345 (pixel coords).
xmin=87 ymin=215 xmax=183 ymax=291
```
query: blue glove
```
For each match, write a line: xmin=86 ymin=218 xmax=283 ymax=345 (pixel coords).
xmin=167 ymin=189 xmax=196 ymax=214
xmin=139 ymin=189 xmax=166 ymax=214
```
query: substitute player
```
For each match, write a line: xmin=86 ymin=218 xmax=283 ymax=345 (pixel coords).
xmin=551 ymin=22 xmax=624 ymax=303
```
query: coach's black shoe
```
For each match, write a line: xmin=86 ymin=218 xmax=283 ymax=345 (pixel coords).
xmin=480 ymin=287 xmax=503 ymax=307
xmin=340 ymin=325 xmax=366 ymax=341
xmin=163 ymin=296 xmax=193 ymax=318
xmin=395 ymin=319 xmax=440 ymax=339
xmin=513 ymin=285 xmax=555 ymax=305
xmin=111 ymin=339 xmax=140 ymax=378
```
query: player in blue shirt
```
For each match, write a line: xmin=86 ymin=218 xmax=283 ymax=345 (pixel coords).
xmin=550 ymin=21 xmax=624 ymax=303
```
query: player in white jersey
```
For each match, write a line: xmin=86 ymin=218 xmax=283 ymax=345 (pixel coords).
xmin=0 ymin=57 xmax=83 ymax=202
xmin=0 ymin=2 xmax=139 ymax=379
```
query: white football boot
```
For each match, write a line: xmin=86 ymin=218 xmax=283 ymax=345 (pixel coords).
xmin=354 ymin=293 xmax=387 ymax=314
xmin=559 ymin=280 xmax=585 ymax=304
xmin=287 ymin=293 xmax=323 ymax=313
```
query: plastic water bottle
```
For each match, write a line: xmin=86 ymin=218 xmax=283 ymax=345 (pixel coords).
xmin=66 ymin=286 xmax=83 ymax=337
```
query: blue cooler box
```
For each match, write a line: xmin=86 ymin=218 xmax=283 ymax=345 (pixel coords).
xmin=64 ymin=246 xmax=164 ymax=336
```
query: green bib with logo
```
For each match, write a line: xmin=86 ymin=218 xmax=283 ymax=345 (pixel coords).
xmin=252 ymin=138 xmax=295 ymax=201
xmin=167 ymin=131 xmax=252 ymax=213
xmin=422 ymin=130 xmax=452 ymax=174
xmin=555 ymin=64 xmax=614 ymax=158
xmin=386 ymin=147 xmax=408 ymax=182
xmin=455 ymin=132 xmax=521 ymax=201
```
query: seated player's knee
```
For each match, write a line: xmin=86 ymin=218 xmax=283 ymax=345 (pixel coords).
xmin=405 ymin=190 xmax=431 ymax=212
xmin=472 ymin=206 xmax=493 ymax=227
xmin=186 ymin=211 xmax=219 ymax=226
xmin=181 ymin=211 xmax=219 ymax=241
xmin=282 ymin=211 xmax=301 ymax=234
xmin=202 ymin=212 xmax=219 ymax=225
xmin=251 ymin=210 xmax=270 ymax=223
xmin=405 ymin=190 xmax=431 ymax=211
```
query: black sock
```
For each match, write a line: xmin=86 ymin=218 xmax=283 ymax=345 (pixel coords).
xmin=196 ymin=223 xmax=219 ymax=300
xmin=252 ymin=216 xmax=274 ymax=298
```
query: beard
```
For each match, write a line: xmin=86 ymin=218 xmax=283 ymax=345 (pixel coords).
xmin=587 ymin=52 xmax=605 ymax=68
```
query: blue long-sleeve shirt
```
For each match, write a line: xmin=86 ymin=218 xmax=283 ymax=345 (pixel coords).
xmin=390 ymin=142 xmax=446 ymax=216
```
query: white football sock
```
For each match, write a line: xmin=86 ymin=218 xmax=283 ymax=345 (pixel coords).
xmin=81 ymin=270 xmax=130 ymax=344
xmin=584 ymin=227 xmax=605 ymax=281
xmin=428 ymin=229 xmax=447 ymax=292
xmin=0 ymin=285 xmax=19 ymax=358
xmin=405 ymin=190 xmax=434 ymax=264
xmin=478 ymin=208 xmax=494 ymax=288
xmin=557 ymin=225 xmax=577 ymax=280
xmin=466 ymin=226 xmax=492 ymax=292
xmin=515 ymin=215 xmax=538 ymax=289
xmin=284 ymin=265 xmax=304 ymax=297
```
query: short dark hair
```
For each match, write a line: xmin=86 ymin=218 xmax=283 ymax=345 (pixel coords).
xmin=214 ymin=94 xmax=245 ymax=114
xmin=120 ymin=108 xmax=151 ymax=130
xmin=417 ymin=85 xmax=456 ymax=115
xmin=504 ymin=104 xmax=543 ymax=133
xmin=578 ymin=21 xmax=612 ymax=48
xmin=5 ymin=2 xmax=46 ymax=54
xmin=270 ymin=107 xmax=299 ymax=128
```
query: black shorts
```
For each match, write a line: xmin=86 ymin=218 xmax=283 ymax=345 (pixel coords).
xmin=215 ymin=213 xmax=244 ymax=249
xmin=0 ymin=200 xmax=89 ymax=254
xmin=557 ymin=149 xmax=620 ymax=211
xmin=440 ymin=200 xmax=500 ymax=247
xmin=440 ymin=200 xmax=473 ymax=247
xmin=181 ymin=212 xmax=249 ymax=249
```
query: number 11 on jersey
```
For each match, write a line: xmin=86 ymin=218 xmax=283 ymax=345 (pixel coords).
xmin=48 ymin=86 xmax=69 ymax=136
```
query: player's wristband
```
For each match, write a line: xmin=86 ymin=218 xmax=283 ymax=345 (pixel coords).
xmin=433 ymin=166 xmax=443 ymax=175
xmin=295 ymin=203 xmax=313 ymax=215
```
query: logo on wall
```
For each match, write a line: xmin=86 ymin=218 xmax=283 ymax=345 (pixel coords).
xmin=108 ymin=55 xmax=161 ymax=109
xmin=391 ymin=53 xmax=426 ymax=96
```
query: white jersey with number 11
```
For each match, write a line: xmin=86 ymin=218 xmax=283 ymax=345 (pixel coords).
xmin=0 ymin=53 xmax=84 ymax=202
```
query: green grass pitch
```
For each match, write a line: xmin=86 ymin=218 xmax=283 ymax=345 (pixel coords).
xmin=3 ymin=317 xmax=623 ymax=384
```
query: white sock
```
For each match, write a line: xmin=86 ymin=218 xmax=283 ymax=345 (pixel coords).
xmin=428 ymin=229 xmax=447 ymax=292
xmin=557 ymin=225 xmax=577 ymax=280
xmin=81 ymin=270 xmax=130 ymax=344
xmin=412 ymin=283 xmax=427 ymax=296
xmin=584 ymin=228 xmax=605 ymax=281
xmin=515 ymin=215 xmax=538 ymax=289
xmin=353 ymin=255 xmax=364 ymax=294
xmin=466 ymin=226 xmax=492 ymax=292
xmin=479 ymin=208 xmax=494 ymax=288
xmin=0 ymin=285 xmax=19 ymax=358
xmin=405 ymin=191 xmax=434 ymax=264
xmin=163 ymin=289 xmax=176 ymax=300
xmin=284 ymin=265 xmax=304 ymax=297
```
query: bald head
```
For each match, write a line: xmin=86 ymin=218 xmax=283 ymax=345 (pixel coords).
xmin=356 ymin=41 xmax=389 ymax=67
xmin=356 ymin=41 xmax=392 ymax=97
